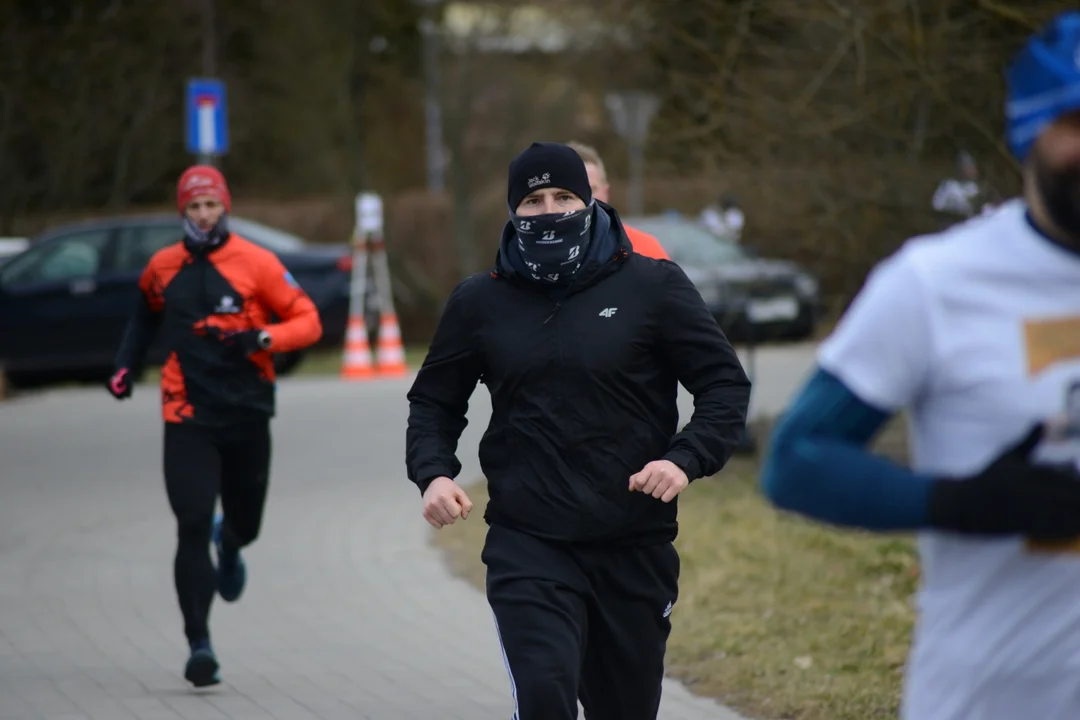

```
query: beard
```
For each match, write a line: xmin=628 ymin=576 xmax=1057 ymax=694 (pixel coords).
xmin=1033 ymin=153 xmax=1080 ymax=241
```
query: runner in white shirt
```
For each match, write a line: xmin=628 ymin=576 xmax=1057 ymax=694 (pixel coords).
xmin=761 ymin=11 xmax=1080 ymax=720
xmin=699 ymin=194 xmax=745 ymax=242
xmin=931 ymin=151 xmax=996 ymax=218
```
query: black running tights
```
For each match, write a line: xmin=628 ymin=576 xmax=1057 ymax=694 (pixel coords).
xmin=163 ymin=419 xmax=271 ymax=644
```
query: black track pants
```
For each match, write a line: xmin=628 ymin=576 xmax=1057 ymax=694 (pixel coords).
xmin=482 ymin=523 xmax=680 ymax=720
xmin=163 ymin=419 xmax=271 ymax=644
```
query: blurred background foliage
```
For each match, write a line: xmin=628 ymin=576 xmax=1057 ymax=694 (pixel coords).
xmin=1 ymin=0 xmax=1070 ymax=340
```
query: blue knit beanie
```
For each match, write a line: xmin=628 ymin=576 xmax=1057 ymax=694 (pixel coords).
xmin=1006 ymin=11 xmax=1080 ymax=161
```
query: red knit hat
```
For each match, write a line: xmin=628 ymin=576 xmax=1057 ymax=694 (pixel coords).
xmin=176 ymin=165 xmax=231 ymax=214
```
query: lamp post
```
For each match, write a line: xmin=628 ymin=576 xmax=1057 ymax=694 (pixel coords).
xmin=198 ymin=0 xmax=216 ymax=167
xmin=605 ymin=91 xmax=661 ymax=216
xmin=414 ymin=0 xmax=446 ymax=193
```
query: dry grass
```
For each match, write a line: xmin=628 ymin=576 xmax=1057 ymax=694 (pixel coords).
xmin=432 ymin=419 xmax=919 ymax=720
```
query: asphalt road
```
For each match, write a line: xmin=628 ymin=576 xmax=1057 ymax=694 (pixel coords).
xmin=0 ymin=341 xmax=818 ymax=720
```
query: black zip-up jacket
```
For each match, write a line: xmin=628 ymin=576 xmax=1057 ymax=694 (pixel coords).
xmin=405 ymin=202 xmax=751 ymax=545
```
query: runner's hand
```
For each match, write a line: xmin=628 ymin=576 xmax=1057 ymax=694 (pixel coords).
xmin=630 ymin=460 xmax=689 ymax=503
xmin=422 ymin=476 xmax=473 ymax=529
xmin=218 ymin=329 xmax=266 ymax=355
xmin=107 ymin=368 xmax=132 ymax=400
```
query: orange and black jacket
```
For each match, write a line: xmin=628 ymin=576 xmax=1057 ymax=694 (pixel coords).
xmin=114 ymin=232 xmax=322 ymax=426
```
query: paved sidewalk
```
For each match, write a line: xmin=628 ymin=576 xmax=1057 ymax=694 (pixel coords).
xmin=0 ymin=344 xmax=815 ymax=719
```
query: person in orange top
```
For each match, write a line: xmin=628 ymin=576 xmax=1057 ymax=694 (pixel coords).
xmin=567 ymin=141 xmax=671 ymax=260
xmin=107 ymin=165 xmax=322 ymax=688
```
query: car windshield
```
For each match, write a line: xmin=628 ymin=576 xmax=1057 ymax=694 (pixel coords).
xmin=226 ymin=217 xmax=306 ymax=252
xmin=629 ymin=218 xmax=746 ymax=266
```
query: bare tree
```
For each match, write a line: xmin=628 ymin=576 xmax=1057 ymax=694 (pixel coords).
xmin=618 ymin=0 xmax=1075 ymax=304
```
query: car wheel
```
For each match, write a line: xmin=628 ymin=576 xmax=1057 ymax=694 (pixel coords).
xmin=1 ymin=368 xmax=31 ymax=391
xmin=792 ymin=315 xmax=817 ymax=341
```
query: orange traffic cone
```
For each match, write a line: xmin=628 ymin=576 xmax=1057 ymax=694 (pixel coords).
xmin=341 ymin=317 xmax=375 ymax=380
xmin=375 ymin=312 xmax=407 ymax=377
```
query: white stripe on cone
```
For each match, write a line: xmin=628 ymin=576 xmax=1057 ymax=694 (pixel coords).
xmin=345 ymin=350 xmax=372 ymax=364
xmin=346 ymin=325 xmax=370 ymax=342
xmin=377 ymin=347 xmax=405 ymax=362
xmin=379 ymin=317 xmax=401 ymax=340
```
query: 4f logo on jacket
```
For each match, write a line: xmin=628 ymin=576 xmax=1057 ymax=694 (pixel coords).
xmin=598 ymin=307 xmax=617 ymax=318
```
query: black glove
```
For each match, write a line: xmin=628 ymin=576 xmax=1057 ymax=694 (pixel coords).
xmin=107 ymin=367 xmax=132 ymax=400
xmin=928 ymin=424 xmax=1080 ymax=540
xmin=215 ymin=329 xmax=271 ymax=355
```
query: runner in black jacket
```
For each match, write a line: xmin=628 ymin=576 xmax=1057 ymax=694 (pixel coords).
xmin=405 ymin=142 xmax=751 ymax=719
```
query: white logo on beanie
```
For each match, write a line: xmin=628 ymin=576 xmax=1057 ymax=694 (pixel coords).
xmin=184 ymin=174 xmax=213 ymax=189
xmin=528 ymin=172 xmax=551 ymax=189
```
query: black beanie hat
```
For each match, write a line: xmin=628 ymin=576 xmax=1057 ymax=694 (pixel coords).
xmin=507 ymin=142 xmax=593 ymax=212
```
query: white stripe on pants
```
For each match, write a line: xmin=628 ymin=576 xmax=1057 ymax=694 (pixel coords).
xmin=492 ymin=612 xmax=520 ymax=719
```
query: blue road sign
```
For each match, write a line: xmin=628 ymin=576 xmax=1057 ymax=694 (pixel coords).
xmin=185 ymin=78 xmax=229 ymax=156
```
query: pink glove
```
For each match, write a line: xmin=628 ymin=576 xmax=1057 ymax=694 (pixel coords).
xmin=107 ymin=368 xmax=132 ymax=399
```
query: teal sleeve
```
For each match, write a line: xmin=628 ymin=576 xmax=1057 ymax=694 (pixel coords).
xmin=760 ymin=367 xmax=934 ymax=531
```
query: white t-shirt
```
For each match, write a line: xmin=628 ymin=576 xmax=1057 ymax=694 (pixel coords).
xmin=817 ymin=199 xmax=1080 ymax=720
xmin=932 ymin=178 xmax=992 ymax=217
xmin=699 ymin=207 xmax=745 ymax=240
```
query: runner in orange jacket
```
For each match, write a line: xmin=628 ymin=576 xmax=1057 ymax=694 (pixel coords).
xmin=567 ymin=141 xmax=671 ymax=261
xmin=107 ymin=165 xmax=322 ymax=688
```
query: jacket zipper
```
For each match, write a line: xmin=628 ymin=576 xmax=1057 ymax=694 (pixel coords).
xmin=545 ymin=248 xmax=626 ymax=361
xmin=547 ymin=287 xmax=574 ymax=364
xmin=554 ymin=301 xmax=564 ymax=365
xmin=499 ymin=246 xmax=628 ymax=351
xmin=543 ymin=302 xmax=561 ymax=324
xmin=199 ymin=255 xmax=210 ymax=317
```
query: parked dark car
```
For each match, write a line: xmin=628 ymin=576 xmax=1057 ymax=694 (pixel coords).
xmin=0 ymin=214 xmax=352 ymax=384
xmin=624 ymin=213 xmax=821 ymax=341
xmin=0 ymin=237 xmax=28 ymax=267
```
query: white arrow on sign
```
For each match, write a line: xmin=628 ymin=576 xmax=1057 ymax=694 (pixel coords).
xmin=197 ymin=99 xmax=217 ymax=154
